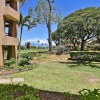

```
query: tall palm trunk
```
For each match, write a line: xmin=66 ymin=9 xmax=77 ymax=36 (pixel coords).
xmin=18 ymin=26 xmax=23 ymax=64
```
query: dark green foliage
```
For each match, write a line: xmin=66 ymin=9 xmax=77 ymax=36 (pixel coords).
xmin=79 ymin=89 xmax=100 ymax=100
xmin=94 ymin=45 xmax=100 ymax=51
xmin=89 ymin=44 xmax=100 ymax=51
xmin=0 ymin=84 xmax=99 ymax=100
xmin=19 ymin=52 xmax=34 ymax=66
xmin=55 ymin=7 xmax=100 ymax=50
xmin=3 ymin=53 xmax=38 ymax=71
xmin=19 ymin=53 xmax=33 ymax=66
xmin=19 ymin=58 xmax=29 ymax=66
xmin=21 ymin=46 xmax=26 ymax=50
xmin=64 ymin=89 xmax=100 ymax=100
xmin=18 ymin=64 xmax=38 ymax=72
xmin=56 ymin=46 xmax=65 ymax=55
xmin=21 ymin=53 xmax=33 ymax=61
xmin=0 ymin=84 xmax=40 ymax=100
xmin=30 ymin=46 xmax=37 ymax=49
xmin=4 ymin=58 xmax=16 ymax=66
xmin=70 ymin=51 xmax=100 ymax=61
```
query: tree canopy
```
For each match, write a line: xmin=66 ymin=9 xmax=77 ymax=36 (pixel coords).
xmin=54 ymin=7 xmax=100 ymax=50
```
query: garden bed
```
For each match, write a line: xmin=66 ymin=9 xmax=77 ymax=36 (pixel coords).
xmin=0 ymin=84 xmax=99 ymax=100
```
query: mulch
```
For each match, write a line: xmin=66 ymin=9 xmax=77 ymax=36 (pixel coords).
xmin=39 ymin=90 xmax=65 ymax=100
xmin=39 ymin=90 xmax=80 ymax=100
xmin=12 ymin=90 xmax=80 ymax=100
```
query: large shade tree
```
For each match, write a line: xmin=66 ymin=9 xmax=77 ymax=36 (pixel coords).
xmin=55 ymin=7 xmax=100 ymax=50
xmin=52 ymin=30 xmax=65 ymax=46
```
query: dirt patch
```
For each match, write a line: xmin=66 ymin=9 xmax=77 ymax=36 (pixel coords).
xmin=88 ymin=78 xmax=100 ymax=83
xmin=0 ymin=69 xmax=18 ymax=75
xmin=31 ymin=54 xmax=70 ymax=64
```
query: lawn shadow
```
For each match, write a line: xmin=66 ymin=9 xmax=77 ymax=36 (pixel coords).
xmin=59 ymin=60 xmax=100 ymax=68
xmin=88 ymin=64 xmax=100 ymax=68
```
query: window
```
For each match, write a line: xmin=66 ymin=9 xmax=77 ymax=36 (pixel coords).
xmin=6 ymin=0 xmax=10 ymax=6
xmin=5 ymin=21 xmax=10 ymax=36
xmin=5 ymin=0 xmax=17 ymax=11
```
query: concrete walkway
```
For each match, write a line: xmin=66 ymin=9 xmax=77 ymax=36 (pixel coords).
xmin=0 ymin=78 xmax=24 ymax=84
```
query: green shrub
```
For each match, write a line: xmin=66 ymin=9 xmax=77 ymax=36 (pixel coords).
xmin=4 ymin=60 xmax=12 ymax=66
xmin=19 ymin=53 xmax=33 ymax=66
xmin=56 ymin=46 xmax=65 ymax=55
xmin=4 ymin=58 xmax=16 ymax=66
xmin=0 ymin=84 xmax=99 ymax=100
xmin=79 ymin=89 xmax=100 ymax=100
xmin=0 ymin=84 xmax=40 ymax=100
xmin=19 ymin=58 xmax=29 ymax=66
xmin=70 ymin=51 xmax=100 ymax=61
xmin=93 ymin=44 xmax=100 ymax=51
xmin=18 ymin=63 xmax=39 ymax=71
xmin=21 ymin=46 xmax=26 ymax=50
xmin=21 ymin=53 xmax=33 ymax=61
xmin=64 ymin=89 xmax=100 ymax=100
xmin=88 ymin=44 xmax=100 ymax=51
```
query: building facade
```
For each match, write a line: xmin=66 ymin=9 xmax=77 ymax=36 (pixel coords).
xmin=0 ymin=0 xmax=20 ymax=66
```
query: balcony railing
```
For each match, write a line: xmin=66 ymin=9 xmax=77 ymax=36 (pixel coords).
xmin=3 ymin=6 xmax=19 ymax=21
xmin=2 ymin=36 xmax=18 ymax=46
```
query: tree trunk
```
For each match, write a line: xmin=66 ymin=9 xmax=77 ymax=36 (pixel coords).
xmin=80 ymin=40 xmax=85 ymax=51
xmin=71 ymin=40 xmax=77 ymax=50
xmin=47 ymin=24 xmax=52 ymax=52
xmin=47 ymin=0 xmax=53 ymax=53
xmin=97 ymin=38 xmax=100 ymax=43
xmin=73 ymin=42 xmax=77 ymax=50
xmin=18 ymin=26 xmax=23 ymax=64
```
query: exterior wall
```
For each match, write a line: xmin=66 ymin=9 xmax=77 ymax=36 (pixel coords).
xmin=0 ymin=0 xmax=19 ymax=66
xmin=4 ymin=6 xmax=20 ymax=21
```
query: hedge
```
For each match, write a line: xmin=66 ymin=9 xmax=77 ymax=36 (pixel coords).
xmin=70 ymin=51 xmax=100 ymax=61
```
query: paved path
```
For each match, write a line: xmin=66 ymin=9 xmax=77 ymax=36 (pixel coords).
xmin=0 ymin=78 xmax=24 ymax=84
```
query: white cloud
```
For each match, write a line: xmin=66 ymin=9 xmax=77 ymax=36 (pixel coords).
xmin=21 ymin=38 xmax=56 ymax=46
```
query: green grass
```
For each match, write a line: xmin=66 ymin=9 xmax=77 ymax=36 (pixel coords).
xmin=20 ymin=48 xmax=48 ymax=53
xmin=11 ymin=62 xmax=100 ymax=94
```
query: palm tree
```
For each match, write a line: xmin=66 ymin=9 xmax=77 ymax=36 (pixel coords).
xmin=18 ymin=13 xmax=31 ymax=64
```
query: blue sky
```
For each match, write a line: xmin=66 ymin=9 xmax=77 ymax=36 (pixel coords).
xmin=19 ymin=0 xmax=100 ymax=45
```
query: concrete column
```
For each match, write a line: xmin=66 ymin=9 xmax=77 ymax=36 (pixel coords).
xmin=10 ymin=0 xmax=17 ymax=11
xmin=2 ymin=46 xmax=5 ymax=59
xmin=15 ymin=45 xmax=17 ymax=66
xmin=7 ymin=46 xmax=16 ymax=60
xmin=17 ymin=1 xmax=19 ymax=12
xmin=9 ymin=21 xmax=17 ymax=37
xmin=0 ymin=46 xmax=4 ymax=66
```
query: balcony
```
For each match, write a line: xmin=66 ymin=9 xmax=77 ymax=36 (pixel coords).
xmin=2 ymin=36 xmax=18 ymax=46
xmin=3 ymin=6 xmax=19 ymax=21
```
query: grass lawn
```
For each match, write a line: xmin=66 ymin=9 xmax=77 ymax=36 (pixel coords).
xmin=11 ymin=61 xmax=100 ymax=94
xmin=20 ymin=48 xmax=48 ymax=53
